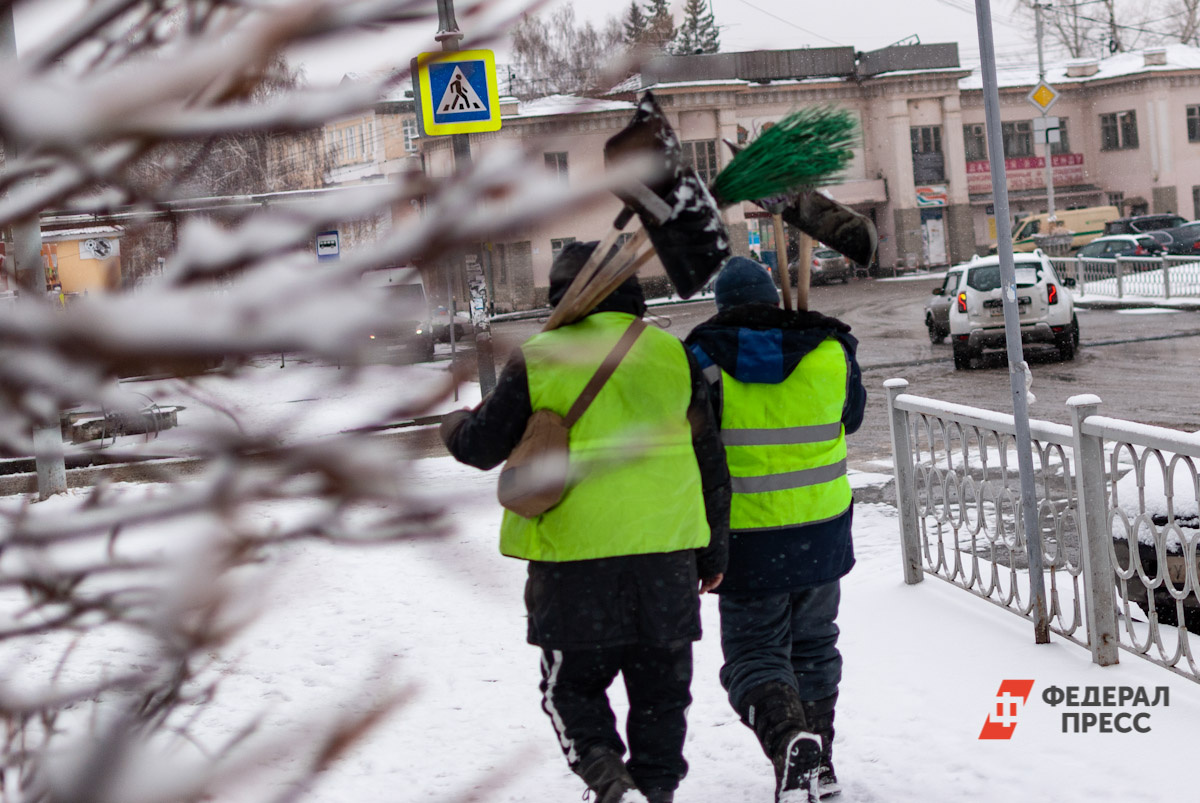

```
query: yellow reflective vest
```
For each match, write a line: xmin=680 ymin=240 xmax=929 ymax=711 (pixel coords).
xmin=499 ymin=312 xmax=711 ymax=562
xmin=714 ymin=337 xmax=852 ymax=533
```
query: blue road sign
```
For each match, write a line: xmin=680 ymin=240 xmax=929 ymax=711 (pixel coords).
xmin=416 ymin=49 xmax=502 ymax=136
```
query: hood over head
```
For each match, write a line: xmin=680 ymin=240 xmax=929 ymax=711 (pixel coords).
xmin=685 ymin=304 xmax=856 ymax=385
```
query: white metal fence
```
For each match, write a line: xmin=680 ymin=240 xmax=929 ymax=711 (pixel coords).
xmin=885 ymin=378 xmax=1200 ymax=683
xmin=1051 ymin=255 xmax=1200 ymax=299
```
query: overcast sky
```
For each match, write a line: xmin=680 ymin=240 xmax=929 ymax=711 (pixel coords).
xmin=13 ymin=0 xmax=1041 ymax=87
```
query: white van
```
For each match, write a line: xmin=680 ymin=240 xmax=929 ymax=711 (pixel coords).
xmin=996 ymin=205 xmax=1120 ymax=253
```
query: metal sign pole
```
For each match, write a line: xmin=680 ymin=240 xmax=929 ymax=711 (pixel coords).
xmin=973 ymin=0 xmax=1051 ymax=643
xmin=435 ymin=0 xmax=496 ymax=396
xmin=1035 ymin=3 xmax=1057 ymax=222
xmin=3 ymin=7 xmax=67 ymax=500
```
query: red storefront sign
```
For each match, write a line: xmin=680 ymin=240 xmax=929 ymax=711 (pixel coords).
xmin=967 ymin=153 xmax=1085 ymax=194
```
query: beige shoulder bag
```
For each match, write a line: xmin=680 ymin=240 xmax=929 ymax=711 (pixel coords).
xmin=497 ymin=318 xmax=647 ymax=518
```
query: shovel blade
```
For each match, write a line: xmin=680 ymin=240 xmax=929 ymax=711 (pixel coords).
xmin=643 ymin=168 xmax=732 ymax=298
xmin=780 ymin=191 xmax=878 ymax=267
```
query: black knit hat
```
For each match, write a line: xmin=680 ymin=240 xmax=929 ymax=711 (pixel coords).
xmin=714 ymin=256 xmax=780 ymax=311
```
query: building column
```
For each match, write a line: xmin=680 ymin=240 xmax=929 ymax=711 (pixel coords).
xmin=887 ymin=98 xmax=921 ymax=270
xmin=942 ymin=95 xmax=976 ymax=263
xmin=717 ymin=106 xmax=751 ymax=257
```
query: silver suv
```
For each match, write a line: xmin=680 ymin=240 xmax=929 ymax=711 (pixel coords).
xmin=947 ymin=250 xmax=1079 ymax=370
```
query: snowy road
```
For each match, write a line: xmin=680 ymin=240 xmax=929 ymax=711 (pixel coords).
xmin=486 ymin=276 xmax=1200 ymax=466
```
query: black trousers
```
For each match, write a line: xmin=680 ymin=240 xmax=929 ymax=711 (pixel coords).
xmin=539 ymin=643 xmax=693 ymax=793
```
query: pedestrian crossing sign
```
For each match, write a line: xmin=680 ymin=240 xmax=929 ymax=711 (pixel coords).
xmin=415 ymin=49 xmax=502 ymax=136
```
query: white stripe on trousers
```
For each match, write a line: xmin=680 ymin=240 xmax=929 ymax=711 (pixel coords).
xmin=541 ymin=649 xmax=580 ymax=765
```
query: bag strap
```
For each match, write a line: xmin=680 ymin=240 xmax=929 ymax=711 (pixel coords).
xmin=563 ymin=318 xmax=647 ymax=427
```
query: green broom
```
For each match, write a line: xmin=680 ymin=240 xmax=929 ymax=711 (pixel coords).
xmin=710 ymin=106 xmax=858 ymax=207
xmin=710 ymin=106 xmax=858 ymax=310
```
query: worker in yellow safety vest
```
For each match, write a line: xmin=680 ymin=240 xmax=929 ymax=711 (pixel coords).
xmin=441 ymin=241 xmax=730 ymax=803
xmin=685 ymin=257 xmax=866 ymax=803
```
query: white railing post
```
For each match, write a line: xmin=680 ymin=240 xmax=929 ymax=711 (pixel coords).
xmin=1115 ymin=257 xmax=1125 ymax=298
xmin=1162 ymin=256 xmax=1171 ymax=299
xmin=1067 ymin=394 xmax=1119 ymax=667
xmin=886 ymin=378 xmax=923 ymax=585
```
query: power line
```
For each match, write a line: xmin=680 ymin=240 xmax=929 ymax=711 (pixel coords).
xmin=728 ymin=0 xmax=847 ymax=46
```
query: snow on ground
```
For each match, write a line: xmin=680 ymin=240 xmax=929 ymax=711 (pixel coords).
xmin=876 ymin=270 xmax=947 ymax=283
xmin=195 ymin=459 xmax=1200 ymax=803
xmin=12 ymin=361 xmax=1200 ymax=802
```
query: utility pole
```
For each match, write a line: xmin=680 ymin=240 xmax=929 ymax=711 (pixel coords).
xmin=1035 ymin=2 xmax=1057 ymax=223
xmin=974 ymin=0 xmax=1051 ymax=644
xmin=435 ymin=0 xmax=497 ymax=396
xmin=1 ymin=6 xmax=67 ymax=500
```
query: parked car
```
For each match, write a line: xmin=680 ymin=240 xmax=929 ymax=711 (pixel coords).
xmin=1159 ymin=221 xmax=1200 ymax=255
xmin=1075 ymin=234 xmax=1165 ymax=260
xmin=924 ymin=267 xmax=964 ymax=344
xmin=1102 ymin=213 xmax=1187 ymax=236
xmin=790 ymin=247 xmax=852 ymax=285
xmin=947 ymin=250 xmax=1078 ymax=370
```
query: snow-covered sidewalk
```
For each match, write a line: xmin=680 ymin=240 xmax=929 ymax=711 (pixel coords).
xmin=205 ymin=455 xmax=1200 ymax=803
xmin=15 ymin=357 xmax=1200 ymax=802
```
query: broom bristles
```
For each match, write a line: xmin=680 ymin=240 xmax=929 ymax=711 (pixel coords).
xmin=710 ymin=106 xmax=857 ymax=206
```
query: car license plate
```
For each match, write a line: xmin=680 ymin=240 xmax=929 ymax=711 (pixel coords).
xmin=986 ymin=297 xmax=1031 ymax=317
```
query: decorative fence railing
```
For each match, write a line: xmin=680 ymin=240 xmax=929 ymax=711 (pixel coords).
xmin=885 ymin=378 xmax=1200 ymax=683
xmin=1050 ymin=255 xmax=1200 ymax=299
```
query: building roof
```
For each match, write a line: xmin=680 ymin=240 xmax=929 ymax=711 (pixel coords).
xmin=959 ymin=43 xmax=1200 ymax=90
xmin=502 ymin=95 xmax=636 ymax=120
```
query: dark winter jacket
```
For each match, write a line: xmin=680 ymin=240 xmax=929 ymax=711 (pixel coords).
xmin=685 ymin=303 xmax=866 ymax=595
xmin=441 ymin=284 xmax=731 ymax=649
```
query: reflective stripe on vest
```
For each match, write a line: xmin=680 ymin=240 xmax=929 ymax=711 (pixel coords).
xmin=499 ymin=312 xmax=710 ymax=562
xmin=715 ymin=337 xmax=852 ymax=533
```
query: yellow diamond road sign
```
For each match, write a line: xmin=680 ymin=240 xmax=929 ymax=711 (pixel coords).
xmin=1027 ymin=81 xmax=1059 ymax=113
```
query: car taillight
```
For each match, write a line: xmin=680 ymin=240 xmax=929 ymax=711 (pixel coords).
xmin=1192 ymin=240 xmax=1200 ymax=252
xmin=956 ymin=292 xmax=967 ymax=313
xmin=1134 ymin=245 xmax=1146 ymax=255
xmin=1048 ymin=284 xmax=1058 ymax=305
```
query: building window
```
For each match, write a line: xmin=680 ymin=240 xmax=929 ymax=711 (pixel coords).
xmin=1188 ymin=106 xmax=1200 ymax=143
xmin=910 ymin=126 xmax=944 ymax=183
xmin=963 ymin=124 xmax=987 ymax=161
xmin=1193 ymin=186 xmax=1200 ymax=219
xmin=1001 ymin=121 xmax=1033 ymax=158
xmin=1100 ymin=111 xmax=1138 ymax=150
xmin=544 ymin=152 xmax=569 ymax=183
xmin=910 ymin=126 xmax=942 ymax=155
xmin=1049 ymin=118 xmax=1071 ymax=155
xmin=681 ymin=140 xmax=719 ymax=185
xmin=550 ymin=237 xmax=576 ymax=263
xmin=343 ymin=127 xmax=357 ymax=161
xmin=1107 ymin=191 xmax=1125 ymax=207
xmin=403 ymin=118 xmax=419 ymax=153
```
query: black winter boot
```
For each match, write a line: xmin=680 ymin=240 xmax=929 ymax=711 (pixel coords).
xmin=802 ymin=694 xmax=840 ymax=799
xmin=738 ymin=682 xmax=822 ymax=803
xmin=575 ymin=748 xmax=650 ymax=803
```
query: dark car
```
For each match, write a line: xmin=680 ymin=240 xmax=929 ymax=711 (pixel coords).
xmin=924 ymin=266 xmax=963 ymax=344
xmin=1103 ymin=214 xmax=1187 ymax=236
xmin=1075 ymin=234 xmax=1164 ymax=259
xmin=1160 ymin=221 xmax=1200 ymax=255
